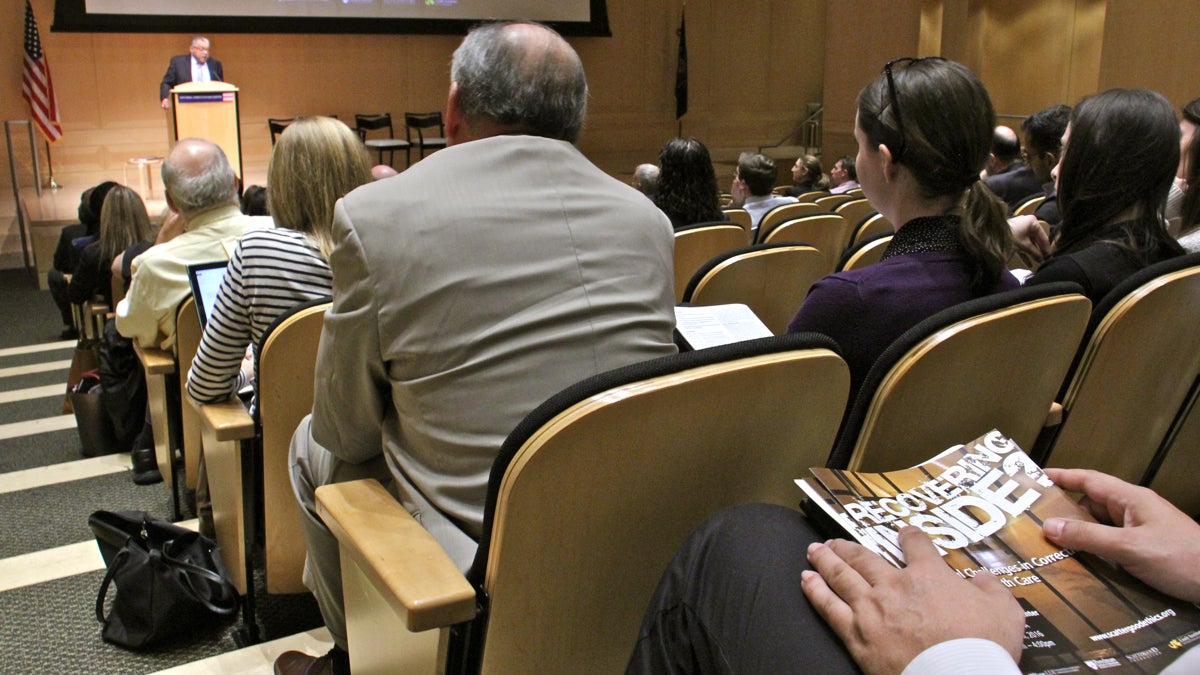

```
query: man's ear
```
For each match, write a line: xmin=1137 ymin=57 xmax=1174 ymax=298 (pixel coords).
xmin=445 ymin=82 xmax=465 ymax=146
xmin=165 ymin=191 xmax=180 ymax=215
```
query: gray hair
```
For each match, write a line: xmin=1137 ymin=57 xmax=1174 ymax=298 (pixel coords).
xmin=633 ymin=163 xmax=660 ymax=195
xmin=161 ymin=138 xmax=237 ymax=218
xmin=451 ymin=21 xmax=588 ymax=143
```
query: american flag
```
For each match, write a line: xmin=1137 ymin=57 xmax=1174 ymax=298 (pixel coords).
xmin=22 ymin=0 xmax=63 ymax=143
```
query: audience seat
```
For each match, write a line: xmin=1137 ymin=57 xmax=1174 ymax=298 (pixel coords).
xmin=828 ymin=282 xmax=1091 ymax=471
xmin=681 ymin=243 xmax=826 ymax=334
xmin=1035 ymin=253 xmax=1200 ymax=483
xmin=316 ymin=333 xmax=850 ymax=674
xmin=1145 ymin=377 xmax=1200 ymax=516
xmin=721 ymin=208 xmax=752 ymax=235
xmin=836 ymin=233 xmax=892 ymax=272
xmin=793 ymin=190 xmax=829 ymax=203
xmin=1012 ymin=194 xmax=1046 ymax=217
xmin=756 ymin=202 xmax=826 ymax=240
xmin=196 ymin=298 xmax=331 ymax=602
xmin=833 ymin=198 xmax=875 ymax=234
xmin=759 ymin=213 xmax=849 ymax=275
xmin=847 ymin=211 xmax=894 ymax=248
xmin=815 ymin=194 xmax=852 ymax=210
xmin=673 ymin=223 xmax=748 ymax=302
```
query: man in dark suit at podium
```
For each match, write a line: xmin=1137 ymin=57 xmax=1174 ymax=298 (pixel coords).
xmin=159 ymin=37 xmax=223 ymax=109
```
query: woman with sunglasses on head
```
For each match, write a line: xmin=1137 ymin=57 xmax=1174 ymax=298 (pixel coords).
xmin=1024 ymin=89 xmax=1183 ymax=302
xmin=786 ymin=57 xmax=1018 ymax=401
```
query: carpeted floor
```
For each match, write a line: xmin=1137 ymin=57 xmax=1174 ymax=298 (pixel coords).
xmin=0 ymin=269 xmax=323 ymax=673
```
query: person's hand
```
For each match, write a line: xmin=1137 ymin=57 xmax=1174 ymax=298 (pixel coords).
xmin=1043 ymin=468 xmax=1200 ymax=603
xmin=801 ymin=526 xmax=1023 ymax=675
xmin=161 ymin=97 xmax=171 ymax=110
xmin=1008 ymin=215 xmax=1051 ymax=267
xmin=155 ymin=211 xmax=185 ymax=245
xmin=729 ymin=178 xmax=747 ymax=208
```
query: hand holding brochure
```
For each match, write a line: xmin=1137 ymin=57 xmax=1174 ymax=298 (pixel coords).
xmin=797 ymin=430 xmax=1200 ymax=674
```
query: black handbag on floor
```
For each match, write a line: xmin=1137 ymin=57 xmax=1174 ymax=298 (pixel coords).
xmin=88 ymin=510 xmax=239 ymax=649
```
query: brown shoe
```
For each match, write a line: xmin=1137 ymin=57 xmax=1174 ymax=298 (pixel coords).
xmin=273 ymin=650 xmax=335 ymax=675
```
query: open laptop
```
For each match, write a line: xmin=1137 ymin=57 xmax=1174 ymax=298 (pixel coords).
xmin=186 ymin=261 xmax=229 ymax=328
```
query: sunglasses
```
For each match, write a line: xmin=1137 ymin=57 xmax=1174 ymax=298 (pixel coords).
xmin=882 ymin=56 xmax=946 ymax=162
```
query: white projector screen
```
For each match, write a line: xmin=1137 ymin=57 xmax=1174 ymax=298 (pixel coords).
xmin=52 ymin=0 xmax=610 ymax=36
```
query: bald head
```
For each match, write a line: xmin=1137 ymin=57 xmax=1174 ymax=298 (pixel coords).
xmin=371 ymin=164 xmax=399 ymax=181
xmin=161 ymin=138 xmax=238 ymax=218
xmin=449 ymin=21 xmax=588 ymax=143
xmin=992 ymin=126 xmax=1021 ymax=162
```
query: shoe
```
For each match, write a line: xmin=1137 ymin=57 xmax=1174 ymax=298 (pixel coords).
xmin=274 ymin=647 xmax=349 ymax=675
xmin=131 ymin=447 xmax=163 ymax=485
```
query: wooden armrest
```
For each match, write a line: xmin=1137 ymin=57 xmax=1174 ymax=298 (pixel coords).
xmin=194 ymin=398 xmax=256 ymax=442
xmin=316 ymin=479 xmax=477 ymax=632
xmin=133 ymin=338 xmax=175 ymax=375
xmin=1043 ymin=401 xmax=1064 ymax=428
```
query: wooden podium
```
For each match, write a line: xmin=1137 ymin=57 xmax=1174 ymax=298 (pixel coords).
xmin=168 ymin=82 xmax=243 ymax=181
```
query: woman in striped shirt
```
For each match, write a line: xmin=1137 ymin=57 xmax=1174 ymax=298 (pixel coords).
xmin=186 ymin=117 xmax=372 ymax=408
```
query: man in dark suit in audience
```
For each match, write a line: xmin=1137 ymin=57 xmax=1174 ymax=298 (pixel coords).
xmin=275 ymin=20 xmax=677 ymax=675
xmin=1021 ymin=104 xmax=1072 ymax=228
xmin=983 ymin=125 xmax=1043 ymax=210
xmin=159 ymin=37 xmax=223 ymax=109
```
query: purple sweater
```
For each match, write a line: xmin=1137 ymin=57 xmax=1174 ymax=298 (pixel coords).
xmin=787 ymin=216 xmax=1019 ymax=401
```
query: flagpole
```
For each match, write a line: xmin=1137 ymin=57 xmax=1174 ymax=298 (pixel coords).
xmin=44 ymin=140 xmax=60 ymax=190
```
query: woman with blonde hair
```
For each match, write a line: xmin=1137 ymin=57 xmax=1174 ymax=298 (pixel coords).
xmin=68 ymin=184 xmax=152 ymax=307
xmin=187 ymin=116 xmax=372 ymax=406
xmin=785 ymin=154 xmax=831 ymax=196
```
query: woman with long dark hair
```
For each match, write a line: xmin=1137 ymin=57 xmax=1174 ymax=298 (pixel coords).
xmin=653 ymin=137 xmax=725 ymax=229
xmin=1026 ymin=89 xmax=1183 ymax=300
xmin=786 ymin=57 xmax=1017 ymax=398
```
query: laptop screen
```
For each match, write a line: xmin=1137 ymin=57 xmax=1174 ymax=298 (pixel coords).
xmin=186 ymin=261 xmax=228 ymax=328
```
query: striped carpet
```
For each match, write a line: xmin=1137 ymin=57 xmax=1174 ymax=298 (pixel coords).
xmin=0 ymin=270 xmax=330 ymax=673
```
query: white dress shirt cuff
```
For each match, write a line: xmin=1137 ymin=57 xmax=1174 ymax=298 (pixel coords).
xmin=901 ymin=638 xmax=1021 ymax=675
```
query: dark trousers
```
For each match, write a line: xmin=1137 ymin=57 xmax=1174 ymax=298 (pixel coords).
xmin=626 ymin=504 xmax=860 ymax=675
xmin=48 ymin=269 xmax=73 ymax=326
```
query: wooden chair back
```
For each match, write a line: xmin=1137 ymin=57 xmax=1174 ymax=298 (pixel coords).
xmin=1012 ymin=194 xmax=1046 ymax=217
xmin=836 ymin=234 xmax=892 ymax=272
xmin=673 ymin=223 xmax=749 ymax=302
xmin=258 ymin=299 xmax=330 ymax=593
xmin=756 ymin=201 xmax=826 ymax=240
xmin=470 ymin=335 xmax=848 ymax=673
xmin=1038 ymin=255 xmax=1200 ymax=483
xmin=833 ymin=198 xmax=875 ymax=233
xmin=760 ymin=213 xmax=849 ymax=275
xmin=829 ymin=282 xmax=1091 ymax=472
xmin=176 ymin=296 xmax=203 ymax=491
xmin=682 ymin=244 xmax=826 ymax=334
xmin=793 ymin=190 xmax=829 ymax=203
xmin=848 ymin=212 xmax=894 ymax=248
xmin=721 ymin=208 xmax=752 ymax=235
xmin=815 ymin=194 xmax=851 ymax=210
xmin=1145 ymin=377 xmax=1200 ymax=516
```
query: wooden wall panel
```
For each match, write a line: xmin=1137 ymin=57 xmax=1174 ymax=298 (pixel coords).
xmin=1099 ymin=0 xmax=1200 ymax=110
xmin=822 ymin=0 xmax=923 ymax=166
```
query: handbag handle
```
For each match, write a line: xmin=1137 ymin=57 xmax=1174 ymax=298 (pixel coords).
xmin=95 ymin=547 xmax=129 ymax=624
xmin=160 ymin=544 xmax=239 ymax=615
